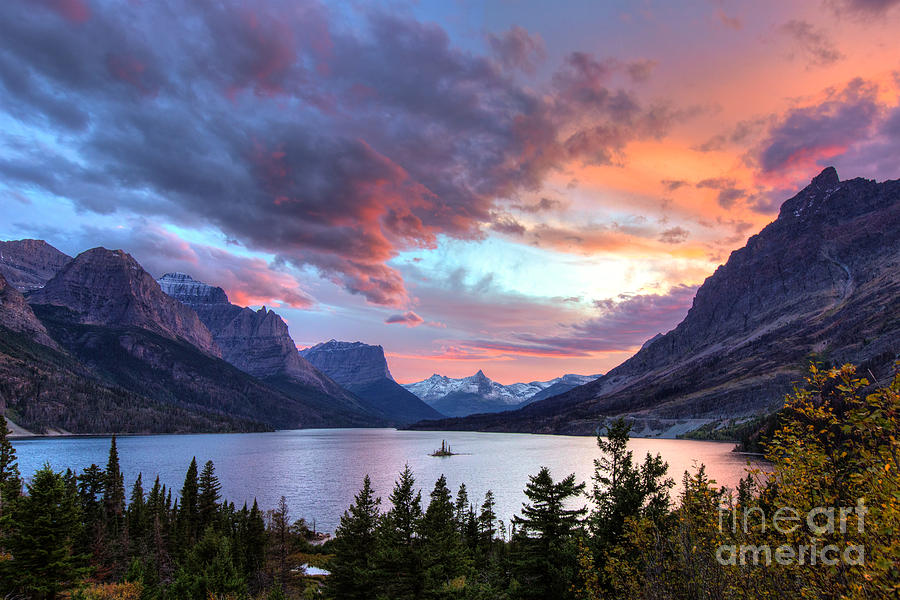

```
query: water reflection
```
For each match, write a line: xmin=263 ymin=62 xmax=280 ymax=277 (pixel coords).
xmin=12 ymin=428 xmax=764 ymax=533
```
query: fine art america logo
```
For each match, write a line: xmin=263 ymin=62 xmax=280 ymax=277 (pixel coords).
xmin=716 ymin=498 xmax=868 ymax=566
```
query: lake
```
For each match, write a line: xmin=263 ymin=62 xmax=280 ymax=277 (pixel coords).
xmin=12 ymin=428 xmax=763 ymax=533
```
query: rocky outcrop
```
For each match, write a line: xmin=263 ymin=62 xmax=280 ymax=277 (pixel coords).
xmin=301 ymin=340 xmax=394 ymax=385
xmin=302 ymin=340 xmax=443 ymax=423
xmin=158 ymin=273 xmax=343 ymax=390
xmin=412 ymin=168 xmax=900 ymax=435
xmin=28 ymin=249 xmax=220 ymax=356
xmin=0 ymin=272 xmax=58 ymax=349
xmin=0 ymin=239 xmax=71 ymax=292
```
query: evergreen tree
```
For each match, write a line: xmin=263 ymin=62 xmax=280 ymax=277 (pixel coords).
xmin=198 ymin=460 xmax=222 ymax=532
xmin=0 ymin=413 xmax=22 ymax=518
xmin=421 ymin=475 xmax=470 ymax=598
xmin=178 ymin=457 xmax=200 ymax=548
xmin=1 ymin=464 xmax=89 ymax=599
xmin=374 ymin=465 xmax=424 ymax=599
xmin=76 ymin=463 xmax=106 ymax=560
xmin=511 ymin=467 xmax=586 ymax=600
xmin=326 ymin=475 xmax=381 ymax=600
xmin=244 ymin=499 xmax=267 ymax=589
xmin=127 ymin=473 xmax=147 ymax=554
xmin=453 ymin=483 xmax=469 ymax=535
xmin=589 ymin=419 xmax=672 ymax=550
xmin=269 ymin=495 xmax=291 ymax=589
xmin=102 ymin=436 xmax=128 ymax=578
xmin=477 ymin=490 xmax=497 ymax=547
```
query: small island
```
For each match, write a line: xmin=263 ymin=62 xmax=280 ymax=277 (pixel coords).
xmin=430 ymin=439 xmax=458 ymax=457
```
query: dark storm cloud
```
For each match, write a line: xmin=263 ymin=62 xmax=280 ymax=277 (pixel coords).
xmin=0 ymin=0 xmax=692 ymax=306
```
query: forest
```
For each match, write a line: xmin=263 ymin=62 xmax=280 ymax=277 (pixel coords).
xmin=1 ymin=363 xmax=898 ymax=599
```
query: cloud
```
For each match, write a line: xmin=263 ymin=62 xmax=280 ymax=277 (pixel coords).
xmin=625 ymin=59 xmax=657 ymax=83
xmin=827 ymin=0 xmax=900 ymax=14
xmin=487 ymin=26 xmax=546 ymax=74
xmin=490 ymin=216 xmax=527 ymax=236
xmin=459 ymin=285 xmax=698 ymax=357
xmin=385 ymin=311 xmax=425 ymax=327
xmin=512 ymin=197 xmax=562 ymax=213
xmin=67 ymin=221 xmax=316 ymax=308
xmin=756 ymin=79 xmax=881 ymax=183
xmin=696 ymin=178 xmax=747 ymax=209
xmin=780 ymin=20 xmax=844 ymax=68
xmin=661 ymin=178 xmax=688 ymax=191
xmin=0 ymin=0 xmax=695 ymax=309
xmin=658 ymin=226 xmax=690 ymax=244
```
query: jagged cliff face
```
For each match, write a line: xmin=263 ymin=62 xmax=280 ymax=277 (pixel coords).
xmin=0 ymin=239 xmax=71 ymax=292
xmin=28 ymin=249 xmax=220 ymax=357
xmin=0 ymin=272 xmax=58 ymax=349
xmin=157 ymin=273 xmax=340 ymax=390
xmin=300 ymin=339 xmax=394 ymax=386
xmin=413 ymin=168 xmax=900 ymax=435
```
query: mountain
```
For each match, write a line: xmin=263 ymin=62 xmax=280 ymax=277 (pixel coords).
xmin=157 ymin=273 xmax=382 ymax=425
xmin=301 ymin=340 xmax=443 ymax=424
xmin=0 ymin=272 xmax=58 ymax=349
xmin=403 ymin=371 xmax=599 ymax=417
xmin=0 ymin=239 xmax=71 ymax=292
xmin=29 ymin=248 xmax=220 ymax=356
xmin=16 ymin=247 xmax=382 ymax=432
xmin=0 ymin=263 xmax=263 ymax=434
xmin=410 ymin=168 xmax=900 ymax=436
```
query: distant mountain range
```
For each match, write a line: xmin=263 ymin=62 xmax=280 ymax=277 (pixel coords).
xmin=402 ymin=371 xmax=600 ymax=417
xmin=410 ymin=168 xmax=900 ymax=437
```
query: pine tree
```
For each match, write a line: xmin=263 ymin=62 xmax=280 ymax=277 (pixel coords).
xmin=454 ymin=483 xmax=469 ymax=535
xmin=244 ymin=499 xmax=267 ymax=589
xmin=511 ymin=467 xmax=586 ymax=600
xmin=102 ymin=436 xmax=128 ymax=578
xmin=198 ymin=460 xmax=222 ymax=532
xmin=589 ymin=419 xmax=672 ymax=550
xmin=0 ymin=414 xmax=22 ymax=519
xmin=374 ymin=465 xmax=424 ymax=599
xmin=269 ymin=495 xmax=291 ymax=589
xmin=178 ymin=457 xmax=200 ymax=548
xmin=421 ymin=475 xmax=470 ymax=597
xmin=127 ymin=473 xmax=147 ymax=554
xmin=477 ymin=490 xmax=497 ymax=547
xmin=326 ymin=475 xmax=381 ymax=600
xmin=1 ymin=465 xmax=89 ymax=599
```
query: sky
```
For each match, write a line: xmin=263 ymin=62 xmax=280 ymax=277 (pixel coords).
xmin=1 ymin=0 xmax=899 ymax=384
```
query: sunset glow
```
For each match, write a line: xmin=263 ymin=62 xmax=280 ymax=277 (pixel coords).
xmin=2 ymin=0 xmax=899 ymax=383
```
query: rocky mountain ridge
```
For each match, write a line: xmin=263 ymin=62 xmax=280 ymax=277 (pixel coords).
xmin=0 ymin=239 xmax=71 ymax=292
xmin=28 ymin=249 xmax=221 ymax=356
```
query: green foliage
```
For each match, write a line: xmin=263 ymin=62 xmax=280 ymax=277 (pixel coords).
xmin=1 ymin=464 xmax=89 ymax=599
xmin=325 ymin=475 xmax=381 ymax=600
xmin=510 ymin=467 xmax=586 ymax=599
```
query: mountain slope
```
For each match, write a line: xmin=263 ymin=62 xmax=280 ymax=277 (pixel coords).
xmin=21 ymin=248 xmax=383 ymax=430
xmin=0 ymin=239 xmax=71 ymax=292
xmin=301 ymin=340 xmax=443 ymax=424
xmin=156 ymin=273 xmax=379 ymax=423
xmin=411 ymin=168 xmax=900 ymax=436
xmin=403 ymin=371 xmax=599 ymax=417
xmin=29 ymin=249 xmax=220 ymax=356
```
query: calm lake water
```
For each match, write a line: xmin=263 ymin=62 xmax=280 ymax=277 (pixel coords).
xmin=12 ymin=429 xmax=762 ymax=533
